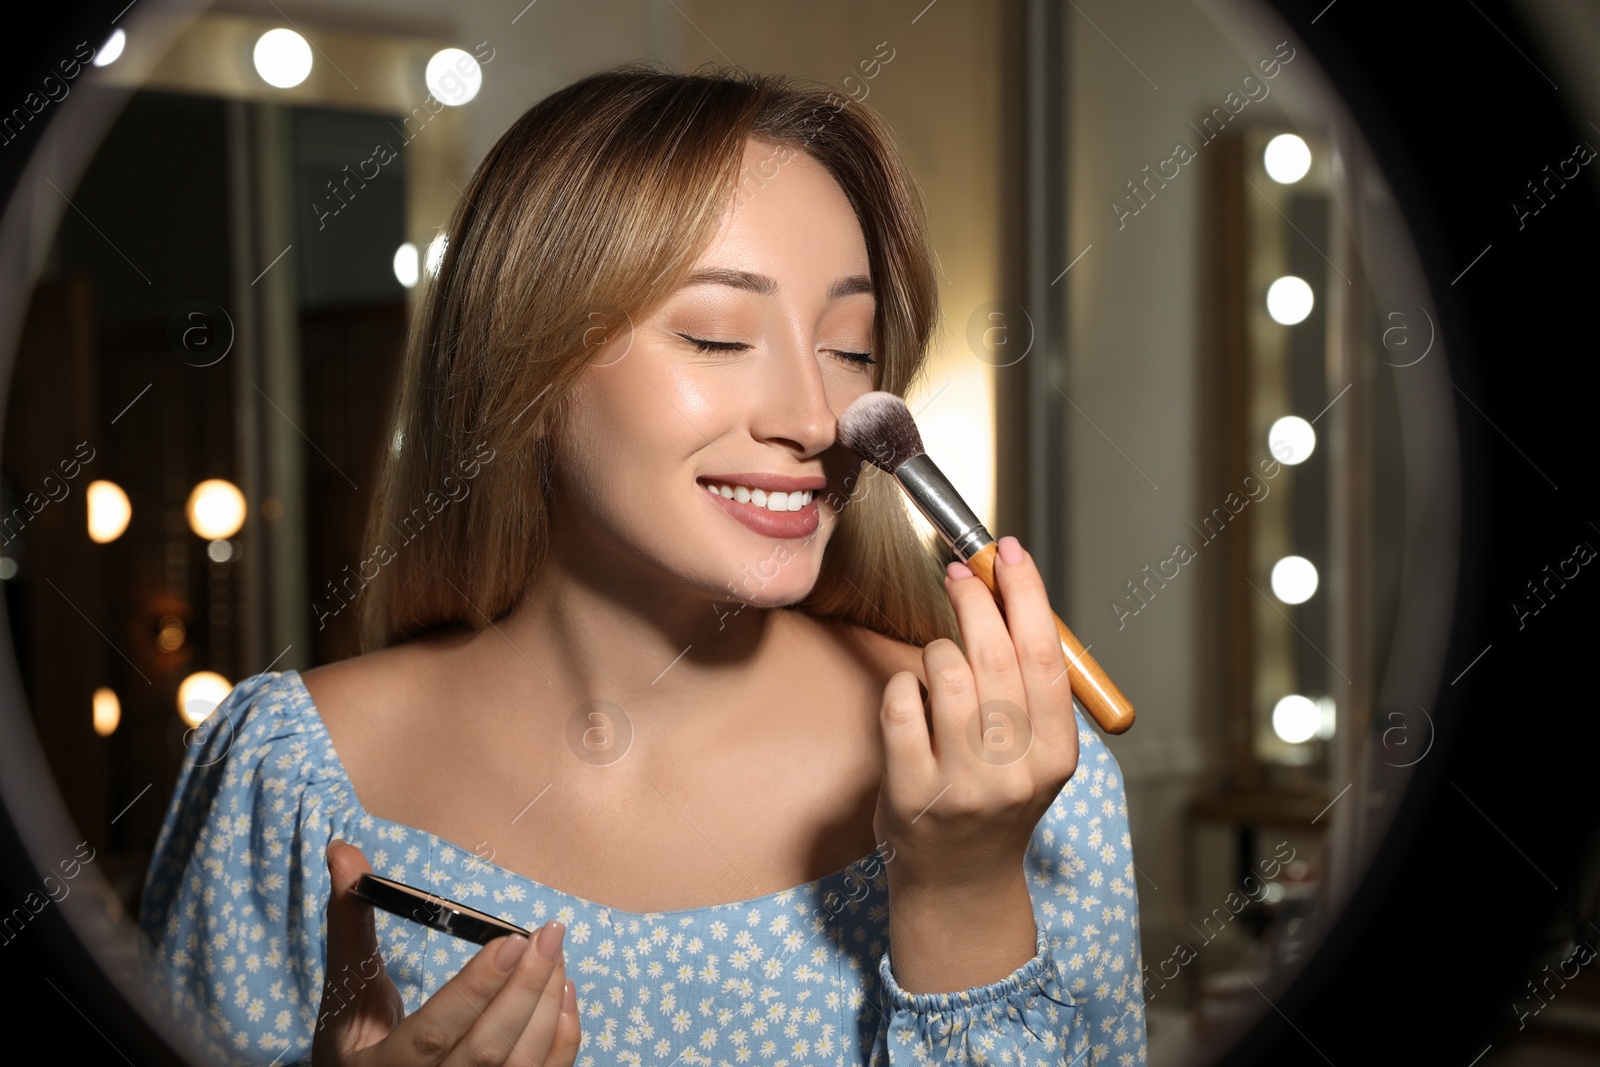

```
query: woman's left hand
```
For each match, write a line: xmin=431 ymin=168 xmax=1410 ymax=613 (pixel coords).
xmin=872 ymin=535 xmax=1079 ymax=988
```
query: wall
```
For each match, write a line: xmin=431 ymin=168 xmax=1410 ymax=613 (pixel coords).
xmin=1065 ymin=0 xmax=1299 ymax=974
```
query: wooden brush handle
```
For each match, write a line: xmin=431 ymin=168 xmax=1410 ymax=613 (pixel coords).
xmin=964 ymin=541 xmax=1136 ymax=734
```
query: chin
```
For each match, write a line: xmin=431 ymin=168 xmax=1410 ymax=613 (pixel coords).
xmin=718 ymin=551 xmax=821 ymax=606
xmin=722 ymin=572 xmax=815 ymax=608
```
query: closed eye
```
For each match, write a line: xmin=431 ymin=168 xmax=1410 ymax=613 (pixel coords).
xmin=677 ymin=333 xmax=750 ymax=354
xmin=830 ymin=349 xmax=876 ymax=367
xmin=677 ymin=333 xmax=875 ymax=366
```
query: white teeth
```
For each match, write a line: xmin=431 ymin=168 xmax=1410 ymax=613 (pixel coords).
xmin=703 ymin=482 xmax=813 ymax=511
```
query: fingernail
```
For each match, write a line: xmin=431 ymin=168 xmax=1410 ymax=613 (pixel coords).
xmin=998 ymin=536 xmax=1023 ymax=565
xmin=562 ymin=978 xmax=577 ymax=1014
xmin=947 ymin=560 xmax=973 ymax=580
xmin=494 ymin=934 xmax=530 ymax=972
xmin=535 ymin=920 xmax=565 ymax=960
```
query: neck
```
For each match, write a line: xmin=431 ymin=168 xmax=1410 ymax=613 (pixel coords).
xmin=460 ymin=511 xmax=792 ymax=743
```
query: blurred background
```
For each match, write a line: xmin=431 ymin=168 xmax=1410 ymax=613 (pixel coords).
xmin=3 ymin=0 xmax=1598 ymax=1063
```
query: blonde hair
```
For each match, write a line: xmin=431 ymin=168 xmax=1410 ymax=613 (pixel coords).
xmin=359 ymin=61 xmax=960 ymax=654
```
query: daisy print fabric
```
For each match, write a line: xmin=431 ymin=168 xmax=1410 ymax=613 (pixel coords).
xmin=138 ymin=670 xmax=1148 ymax=1065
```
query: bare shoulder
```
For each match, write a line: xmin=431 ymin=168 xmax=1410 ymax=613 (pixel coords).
xmin=299 ymin=647 xmax=395 ymax=741
xmin=298 ymin=630 xmax=460 ymax=744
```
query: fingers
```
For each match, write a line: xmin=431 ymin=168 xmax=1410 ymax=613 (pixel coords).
xmin=325 ymin=840 xmax=382 ymax=976
xmin=917 ymin=636 xmax=976 ymax=765
xmin=940 ymin=557 xmax=1029 ymax=748
xmin=990 ymin=537 xmax=1077 ymax=758
xmin=318 ymin=841 xmax=578 ymax=1067
xmin=543 ymin=979 xmax=582 ymax=1067
xmin=930 ymin=540 xmax=1076 ymax=796
xmin=383 ymin=930 xmax=535 ymax=1066
xmin=454 ymin=922 xmax=570 ymax=1067
xmin=879 ymin=668 xmax=936 ymax=803
xmin=318 ymin=840 xmax=403 ymax=1044
xmin=943 ymin=557 xmax=1023 ymax=696
xmin=875 ymin=538 xmax=1080 ymax=894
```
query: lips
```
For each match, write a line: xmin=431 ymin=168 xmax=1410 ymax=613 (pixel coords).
xmin=700 ymin=480 xmax=822 ymax=539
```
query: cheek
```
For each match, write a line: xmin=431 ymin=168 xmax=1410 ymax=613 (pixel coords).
xmin=597 ymin=342 xmax=734 ymax=443
xmin=552 ymin=373 xmax=703 ymax=517
xmin=567 ymin=368 xmax=679 ymax=467
xmin=661 ymin=363 xmax=740 ymax=427
xmin=546 ymin=404 xmax=620 ymax=514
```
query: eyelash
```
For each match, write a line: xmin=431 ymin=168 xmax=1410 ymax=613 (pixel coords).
xmin=677 ymin=333 xmax=876 ymax=367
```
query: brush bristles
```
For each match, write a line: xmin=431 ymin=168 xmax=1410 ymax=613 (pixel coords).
xmin=837 ymin=391 xmax=925 ymax=474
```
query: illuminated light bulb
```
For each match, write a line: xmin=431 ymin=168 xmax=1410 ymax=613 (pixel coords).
xmin=1272 ymin=694 xmax=1319 ymax=744
xmin=393 ymin=242 xmax=419 ymax=288
xmin=207 ymin=539 xmax=234 ymax=562
xmin=156 ymin=615 xmax=186 ymax=653
xmin=253 ymin=28 xmax=313 ymax=89
xmin=93 ymin=29 xmax=126 ymax=68
xmin=93 ymin=687 xmax=121 ymax=736
xmin=1268 ymin=415 xmax=1316 ymax=465
xmin=425 ymin=48 xmax=483 ymax=106
xmin=1263 ymin=133 xmax=1311 ymax=184
xmin=178 ymin=671 xmax=233 ymax=728
xmin=87 ymin=480 xmax=132 ymax=543
xmin=1317 ymin=695 xmax=1337 ymax=740
xmin=1267 ymin=276 xmax=1314 ymax=325
xmin=186 ymin=479 xmax=246 ymax=540
xmin=1271 ymin=555 xmax=1319 ymax=604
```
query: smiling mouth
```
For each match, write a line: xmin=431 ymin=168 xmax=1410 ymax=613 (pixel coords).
xmin=696 ymin=475 xmax=824 ymax=541
xmin=697 ymin=478 xmax=815 ymax=512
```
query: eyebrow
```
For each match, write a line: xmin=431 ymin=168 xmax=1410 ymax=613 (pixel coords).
xmin=676 ymin=267 xmax=874 ymax=300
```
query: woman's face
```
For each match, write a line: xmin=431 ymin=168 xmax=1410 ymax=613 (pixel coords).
xmin=549 ymin=137 xmax=879 ymax=610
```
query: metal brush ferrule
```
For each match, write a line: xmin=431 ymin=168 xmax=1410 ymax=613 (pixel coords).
xmin=894 ymin=454 xmax=995 ymax=562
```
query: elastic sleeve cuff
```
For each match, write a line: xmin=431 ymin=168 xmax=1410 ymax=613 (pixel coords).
xmin=876 ymin=926 xmax=1079 ymax=1055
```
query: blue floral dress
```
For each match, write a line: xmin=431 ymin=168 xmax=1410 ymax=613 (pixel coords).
xmin=138 ymin=670 xmax=1148 ymax=1066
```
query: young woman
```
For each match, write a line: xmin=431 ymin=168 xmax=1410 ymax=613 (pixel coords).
xmin=139 ymin=63 xmax=1148 ymax=1066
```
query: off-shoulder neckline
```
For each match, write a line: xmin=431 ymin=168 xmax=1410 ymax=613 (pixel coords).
xmin=272 ymin=668 xmax=883 ymax=925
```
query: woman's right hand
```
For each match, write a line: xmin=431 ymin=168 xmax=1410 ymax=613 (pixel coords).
xmin=313 ymin=840 xmax=581 ymax=1066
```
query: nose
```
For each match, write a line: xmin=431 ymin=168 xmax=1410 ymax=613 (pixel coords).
xmin=753 ymin=328 xmax=840 ymax=458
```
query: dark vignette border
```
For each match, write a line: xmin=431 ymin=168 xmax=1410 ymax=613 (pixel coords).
xmin=0 ymin=1 xmax=1594 ymax=1065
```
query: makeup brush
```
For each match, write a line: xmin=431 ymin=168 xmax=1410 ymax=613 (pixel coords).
xmin=838 ymin=391 xmax=1135 ymax=735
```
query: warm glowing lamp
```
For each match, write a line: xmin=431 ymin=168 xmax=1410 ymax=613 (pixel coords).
xmin=93 ymin=687 xmax=121 ymax=736
xmin=87 ymin=480 xmax=132 ymax=543
xmin=177 ymin=671 xmax=233 ymax=728
xmin=186 ymin=480 xmax=246 ymax=540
